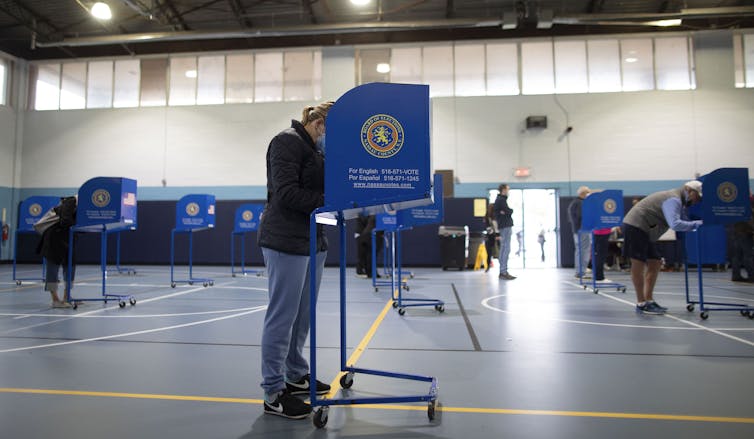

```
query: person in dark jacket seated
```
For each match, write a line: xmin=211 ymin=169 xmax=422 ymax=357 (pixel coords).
xmin=257 ymin=101 xmax=333 ymax=419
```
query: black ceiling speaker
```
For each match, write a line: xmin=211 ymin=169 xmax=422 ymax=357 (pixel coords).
xmin=526 ymin=116 xmax=547 ymax=129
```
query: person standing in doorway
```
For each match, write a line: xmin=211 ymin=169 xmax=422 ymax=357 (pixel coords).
xmin=623 ymin=181 xmax=703 ymax=314
xmin=494 ymin=184 xmax=516 ymax=280
xmin=568 ymin=186 xmax=592 ymax=279
xmin=257 ymin=101 xmax=334 ymax=419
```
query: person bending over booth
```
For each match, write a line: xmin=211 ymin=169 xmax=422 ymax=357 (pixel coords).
xmin=623 ymin=181 xmax=703 ymax=315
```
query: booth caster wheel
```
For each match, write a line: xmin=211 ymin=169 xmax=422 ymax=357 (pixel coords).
xmin=749 ymin=313 xmax=754 ymax=320
xmin=209 ymin=281 xmax=214 ymax=286
xmin=700 ymin=311 xmax=709 ymax=320
xmin=232 ymin=273 xmax=236 ymax=278
xmin=428 ymin=400 xmax=437 ymax=421
xmin=188 ymin=281 xmax=194 ymax=285
xmin=15 ymin=281 xmax=21 ymax=286
xmin=619 ymin=287 xmax=626 ymax=293
xmin=593 ymin=289 xmax=599 ymax=294
xmin=403 ymin=285 xmax=409 ymax=291
xmin=339 ymin=372 xmax=354 ymax=389
xmin=435 ymin=304 xmax=445 ymax=312
xmin=398 ymin=308 xmax=406 ymax=316
xmin=72 ymin=302 xmax=78 ymax=310
xmin=171 ymin=282 xmax=176 ymax=288
xmin=686 ymin=304 xmax=695 ymax=312
xmin=374 ymin=288 xmax=379 ymax=293
xmin=392 ymin=301 xmax=398 ymax=308
xmin=313 ymin=407 xmax=329 ymax=429
xmin=129 ymin=297 xmax=136 ymax=306
xmin=203 ymin=282 xmax=208 ymax=287
xmin=410 ymin=273 xmax=415 ymax=279
xmin=256 ymin=272 xmax=262 ymax=277
xmin=119 ymin=301 xmax=126 ymax=308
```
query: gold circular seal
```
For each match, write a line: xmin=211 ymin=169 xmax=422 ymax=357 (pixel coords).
xmin=242 ymin=210 xmax=253 ymax=221
xmin=603 ymin=199 xmax=617 ymax=214
xmin=360 ymin=114 xmax=405 ymax=159
xmin=186 ymin=202 xmax=200 ymax=216
xmin=92 ymin=189 xmax=111 ymax=208
xmin=717 ymin=182 xmax=737 ymax=203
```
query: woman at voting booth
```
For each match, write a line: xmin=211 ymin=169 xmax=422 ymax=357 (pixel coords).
xmin=36 ymin=196 xmax=77 ymax=308
xmin=257 ymin=101 xmax=334 ymax=419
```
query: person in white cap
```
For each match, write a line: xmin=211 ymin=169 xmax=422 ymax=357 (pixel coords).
xmin=622 ymin=181 xmax=703 ymax=314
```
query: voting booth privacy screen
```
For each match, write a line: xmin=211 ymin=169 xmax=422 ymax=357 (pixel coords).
xmin=325 ymin=83 xmax=432 ymax=217
xmin=176 ymin=194 xmax=216 ymax=230
xmin=580 ymin=190 xmax=624 ymax=231
xmin=18 ymin=196 xmax=60 ymax=231
xmin=686 ymin=168 xmax=751 ymax=264
xmin=77 ymin=177 xmax=137 ymax=231
xmin=233 ymin=203 xmax=264 ymax=233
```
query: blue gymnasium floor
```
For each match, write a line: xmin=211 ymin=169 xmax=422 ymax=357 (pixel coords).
xmin=1 ymin=263 xmax=753 ymax=439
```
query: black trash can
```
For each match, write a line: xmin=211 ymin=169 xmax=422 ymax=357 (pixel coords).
xmin=438 ymin=226 xmax=468 ymax=270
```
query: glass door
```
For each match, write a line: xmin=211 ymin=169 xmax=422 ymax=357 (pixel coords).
xmin=488 ymin=188 xmax=559 ymax=269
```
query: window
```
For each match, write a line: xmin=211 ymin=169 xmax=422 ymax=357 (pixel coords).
xmin=226 ymin=54 xmax=254 ymax=103
xmin=521 ymin=41 xmax=554 ymax=95
xmin=454 ymin=44 xmax=485 ymax=97
xmin=284 ymin=51 xmax=314 ymax=101
xmin=113 ymin=59 xmax=140 ymax=108
xmin=390 ymin=47 xmax=422 ymax=84
xmin=87 ymin=60 xmax=113 ymax=108
xmin=734 ymin=33 xmax=754 ymax=88
xmin=554 ymin=40 xmax=588 ymax=93
xmin=60 ymin=62 xmax=86 ymax=109
xmin=423 ymin=45 xmax=454 ymax=97
xmin=620 ymin=38 xmax=654 ymax=91
xmin=587 ymin=39 xmax=621 ymax=93
xmin=655 ymin=37 xmax=693 ymax=90
xmin=197 ymin=55 xmax=225 ymax=105
xmin=486 ymin=42 xmax=519 ymax=95
xmin=0 ymin=59 xmax=7 ymax=106
xmin=34 ymin=63 xmax=61 ymax=110
xmin=357 ymin=48 xmax=390 ymax=84
xmin=254 ymin=52 xmax=283 ymax=102
xmin=140 ymin=58 xmax=168 ymax=107
xmin=169 ymin=56 xmax=197 ymax=106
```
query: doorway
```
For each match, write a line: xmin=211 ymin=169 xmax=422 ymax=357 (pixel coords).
xmin=488 ymin=188 xmax=559 ymax=269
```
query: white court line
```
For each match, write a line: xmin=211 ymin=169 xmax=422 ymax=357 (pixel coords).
xmin=571 ymin=281 xmax=754 ymax=348
xmin=73 ymin=282 xmax=267 ymax=292
xmin=0 ymin=306 xmax=267 ymax=353
xmin=0 ymin=282 xmax=254 ymax=335
xmin=0 ymin=306 xmax=262 ymax=319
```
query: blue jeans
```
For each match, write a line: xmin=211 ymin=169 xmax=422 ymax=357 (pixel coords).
xmin=260 ymin=247 xmax=326 ymax=396
xmin=498 ymin=227 xmax=512 ymax=274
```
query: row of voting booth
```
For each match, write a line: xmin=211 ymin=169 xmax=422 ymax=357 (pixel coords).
xmin=12 ymin=178 xmax=267 ymax=307
xmin=576 ymin=168 xmax=753 ymax=320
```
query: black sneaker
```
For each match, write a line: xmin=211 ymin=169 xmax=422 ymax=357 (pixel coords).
xmin=263 ymin=389 xmax=312 ymax=419
xmin=286 ymin=374 xmax=331 ymax=396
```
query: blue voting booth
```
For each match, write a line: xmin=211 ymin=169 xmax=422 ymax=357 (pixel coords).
xmin=13 ymin=196 xmax=59 ymax=285
xmin=373 ymin=173 xmax=445 ymax=314
xmin=170 ymin=194 xmax=216 ymax=288
xmin=307 ymin=83 xmax=437 ymax=428
xmin=230 ymin=203 xmax=264 ymax=277
xmin=683 ymin=168 xmax=753 ymax=319
xmin=66 ymin=177 xmax=138 ymax=308
xmin=579 ymin=190 xmax=627 ymax=293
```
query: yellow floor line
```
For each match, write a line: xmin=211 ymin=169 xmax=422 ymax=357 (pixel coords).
xmin=325 ymin=297 xmax=395 ymax=398
xmin=1 ymin=387 xmax=752 ymax=424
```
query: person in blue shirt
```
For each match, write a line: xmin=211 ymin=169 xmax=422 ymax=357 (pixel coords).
xmin=623 ymin=181 xmax=703 ymax=314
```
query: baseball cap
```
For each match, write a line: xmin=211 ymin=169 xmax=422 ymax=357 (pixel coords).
xmin=684 ymin=180 xmax=702 ymax=197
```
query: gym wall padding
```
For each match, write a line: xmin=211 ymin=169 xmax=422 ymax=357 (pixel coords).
xmin=14 ymin=198 xmax=487 ymax=267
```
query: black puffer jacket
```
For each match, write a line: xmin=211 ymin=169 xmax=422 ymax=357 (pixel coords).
xmin=37 ymin=196 xmax=77 ymax=265
xmin=258 ymin=120 xmax=327 ymax=256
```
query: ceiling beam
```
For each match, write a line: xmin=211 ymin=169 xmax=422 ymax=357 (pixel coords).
xmin=156 ymin=0 xmax=190 ymax=31
xmin=586 ymin=0 xmax=605 ymax=14
xmin=302 ymin=0 xmax=317 ymax=25
xmin=0 ymin=0 xmax=61 ymax=40
xmin=228 ymin=0 xmax=253 ymax=28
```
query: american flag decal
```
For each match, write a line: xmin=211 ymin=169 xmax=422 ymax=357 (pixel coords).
xmin=123 ymin=193 xmax=136 ymax=206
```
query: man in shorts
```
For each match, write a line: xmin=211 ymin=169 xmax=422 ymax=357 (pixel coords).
xmin=623 ymin=181 xmax=703 ymax=314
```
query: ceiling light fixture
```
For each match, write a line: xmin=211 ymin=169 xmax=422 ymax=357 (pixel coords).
xmin=624 ymin=57 xmax=638 ymax=63
xmin=350 ymin=0 xmax=371 ymax=6
xmin=185 ymin=70 xmax=197 ymax=78
xmin=90 ymin=2 xmax=112 ymax=20
xmin=376 ymin=63 xmax=390 ymax=74
xmin=648 ymin=19 xmax=682 ymax=27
